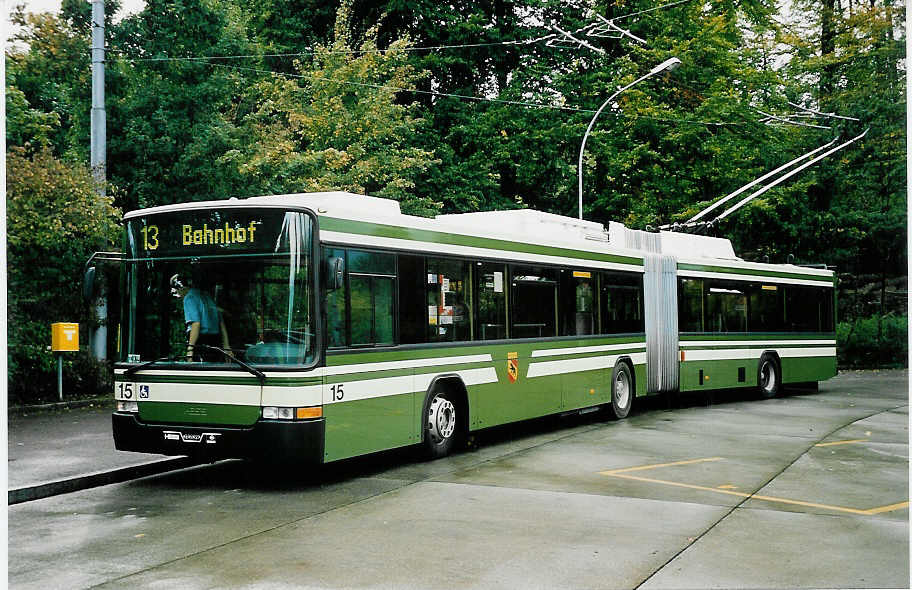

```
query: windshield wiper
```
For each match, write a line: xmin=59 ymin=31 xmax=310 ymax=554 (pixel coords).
xmin=196 ymin=344 xmax=267 ymax=385
xmin=124 ymin=355 xmax=180 ymax=378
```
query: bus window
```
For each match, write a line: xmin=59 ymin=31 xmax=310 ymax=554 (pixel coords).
xmin=349 ymin=250 xmax=395 ymax=346
xmin=397 ymin=254 xmax=426 ymax=344
xmin=325 ymin=248 xmax=347 ymax=348
xmin=748 ymin=284 xmax=785 ymax=332
xmin=705 ymin=282 xmax=747 ymax=332
xmin=426 ymin=258 xmax=469 ymax=343
xmin=601 ymin=272 xmax=645 ymax=334
xmin=678 ymin=279 xmax=703 ymax=332
xmin=559 ymin=270 xmax=595 ymax=336
xmin=511 ymin=266 xmax=557 ymax=339
xmin=474 ymin=262 xmax=507 ymax=340
xmin=326 ymin=248 xmax=396 ymax=347
xmin=785 ymin=285 xmax=834 ymax=332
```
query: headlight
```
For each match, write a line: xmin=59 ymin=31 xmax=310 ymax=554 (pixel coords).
xmin=117 ymin=401 xmax=139 ymax=412
xmin=262 ymin=406 xmax=322 ymax=420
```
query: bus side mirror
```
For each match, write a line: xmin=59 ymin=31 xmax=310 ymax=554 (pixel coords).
xmin=83 ymin=266 xmax=97 ymax=303
xmin=325 ymin=257 xmax=344 ymax=290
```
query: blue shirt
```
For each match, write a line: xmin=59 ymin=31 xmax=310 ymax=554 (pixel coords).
xmin=183 ymin=288 xmax=220 ymax=335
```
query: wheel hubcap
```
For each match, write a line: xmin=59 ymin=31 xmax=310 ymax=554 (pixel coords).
xmin=428 ymin=396 xmax=456 ymax=444
xmin=615 ymin=372 xmax=630 ymax=409
xmin=761 ymin=361 xmax=776 ymax=393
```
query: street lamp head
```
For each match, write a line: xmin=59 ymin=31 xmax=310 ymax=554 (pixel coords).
xmin=649 ymin=57 xmax=682 ymax=76
xmin=577 ymin=55 xmax=682 ymax=220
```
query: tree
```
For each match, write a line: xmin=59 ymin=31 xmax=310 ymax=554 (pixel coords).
xmin=6 ymin=146 xmax=122 ymax=402
xmin=106 ymin=0 xmax=265 ymax=210
xmin=223 ymin=1 xmax=440 ymax=215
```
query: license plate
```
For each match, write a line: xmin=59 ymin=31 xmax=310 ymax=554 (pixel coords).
xmin=163 ymin=431 xmax=221 ymax=444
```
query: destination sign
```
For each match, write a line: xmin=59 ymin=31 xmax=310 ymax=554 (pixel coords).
xmin=127 ymin=209 xmax=307 ymax=257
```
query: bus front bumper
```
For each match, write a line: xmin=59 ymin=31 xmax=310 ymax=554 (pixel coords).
xmin=112 ymin=412 xmax=325 ymax=463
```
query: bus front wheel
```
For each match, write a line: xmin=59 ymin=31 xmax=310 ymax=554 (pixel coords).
xmin=609 ymin=362 xmax=634 ymax=420
xmin=422 ymin=389 xmax=458 ymax=459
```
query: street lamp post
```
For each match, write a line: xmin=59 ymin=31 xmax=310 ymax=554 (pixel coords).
xmin=577 ymin=57 xmax=681 ymax=220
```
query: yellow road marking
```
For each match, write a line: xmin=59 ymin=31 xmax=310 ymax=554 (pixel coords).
xmin=814 ymin=439 xmax=869 ymax=447
xmin=599 ymin=457 xmax=723 ymax=476
xmin=600 ymin=457 xmax=910 ymax=516
xmin=864 ymin=501 xmax=911 ymax=515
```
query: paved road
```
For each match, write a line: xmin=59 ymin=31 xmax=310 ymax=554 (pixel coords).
xmin=8 ymin=403 xmax=173 ymax=489
xmin=8 ymin=371 xmax=909 ymax=589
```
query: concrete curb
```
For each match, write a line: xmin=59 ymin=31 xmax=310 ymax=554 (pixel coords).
xmin=8 ymin=457 xmax=202 ymax=505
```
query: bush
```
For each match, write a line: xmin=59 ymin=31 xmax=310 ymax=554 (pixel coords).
xmin=837 ymin=314 xmax=908 ymax=369
xmin=7 ymin=345 xmax=112 ymax=405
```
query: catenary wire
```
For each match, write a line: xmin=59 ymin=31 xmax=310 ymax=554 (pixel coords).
xmin=159 ymin=59 xmax=747 ymax=127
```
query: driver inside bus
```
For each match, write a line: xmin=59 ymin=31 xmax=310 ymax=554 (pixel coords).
xmin=170 ymin=274 xmax=230 ymax=361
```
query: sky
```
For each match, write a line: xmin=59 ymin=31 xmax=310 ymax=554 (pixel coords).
xmin=12 ymin=0 xmax=145 ymax=22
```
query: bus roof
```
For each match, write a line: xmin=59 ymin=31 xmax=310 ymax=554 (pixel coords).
xmin=124 ymin=192 xmax=834 ymax=283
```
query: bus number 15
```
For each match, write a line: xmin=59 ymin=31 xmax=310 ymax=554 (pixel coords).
xmin=330 ymin=384 xmax=344 ymax=401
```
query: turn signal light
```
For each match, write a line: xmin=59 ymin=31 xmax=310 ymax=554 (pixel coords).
xmin=296 ymin=406 xmax=322 ymax=419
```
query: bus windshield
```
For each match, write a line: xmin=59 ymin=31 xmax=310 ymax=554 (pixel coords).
xmin=120 ymin=209 xmax=316 ymax=367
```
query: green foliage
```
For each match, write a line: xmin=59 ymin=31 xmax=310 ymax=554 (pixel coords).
xmin=222 ymin=2 xmax=440 ymax=215
xmin=106 ymin=0 xmax=264 ymax=210
xmin=837 ymin=314 xmax=908 ymax=369
xmin=6 ymin=146 xmax=121 ymax=401
xmin=6 ymin=7 xmax=91 ymax=158
xmin=5 ymin=85 xmax=59 ymax=148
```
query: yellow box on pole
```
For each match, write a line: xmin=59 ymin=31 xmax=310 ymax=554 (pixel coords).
xmin=52 ymin=323 xmax=80 ymax=352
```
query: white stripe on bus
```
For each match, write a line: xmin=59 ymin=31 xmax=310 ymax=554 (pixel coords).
xmin=116 ymin=353 xmax=494 ymax=380
xmin=680 ymin=339 xmax=835 ymax=348
xmin=682 ymin=347 xmax=836 ymax=362
xmin=115 ymin=382 xmax=260 ymax=405
xmin=531 ymin=342 xmax=647 ymax=358
xmin=527 ymin=352 xmax=647 ymax=379
xmin=676 ymin=269 xmax=833 ymax=287
xmin=322 ymin=367 xmax=498 ymax=405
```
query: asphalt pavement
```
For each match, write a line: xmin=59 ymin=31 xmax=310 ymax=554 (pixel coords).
xmin=7 ymin=369 xmax=909 ymax=589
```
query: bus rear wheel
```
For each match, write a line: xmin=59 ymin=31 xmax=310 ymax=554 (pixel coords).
xmin=609 ymin=362 xmax=634 ymax=420
xmin=422 ymin=389 xmax=458 ymax=459
xmin=757 ymin=354 xmax=781 ymax=399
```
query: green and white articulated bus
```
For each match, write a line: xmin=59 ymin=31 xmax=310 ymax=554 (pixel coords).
xmin=106 ymin=192 xmax=836 ymax=463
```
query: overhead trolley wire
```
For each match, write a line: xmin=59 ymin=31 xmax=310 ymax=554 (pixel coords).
xmin=172 ymin=60 xmax=747 ymax=128
xmin=108 ymin=0 xmax=696 ymax=63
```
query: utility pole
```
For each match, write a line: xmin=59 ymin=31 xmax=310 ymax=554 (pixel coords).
xmin=90 ymin=0 xmax=107 ymax=360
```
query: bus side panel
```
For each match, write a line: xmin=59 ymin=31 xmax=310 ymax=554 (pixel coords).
xmin=561 ymin=368 xmax=609 ymax=410
xmin=679 ymin=358 xmax=756 ymax=392
xmin=781 ymin=355 xmax=836 ymax=384
xmin=322 ymin=373 xmax=415 ymax=463
xmin=482 ymin=348 xmax=561 ymax=428
xmin=634 ymin=363 xmax=648 ymax=397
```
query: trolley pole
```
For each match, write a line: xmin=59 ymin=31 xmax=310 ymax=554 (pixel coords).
xmin=90 ymin=0 xmax=107 ymax=361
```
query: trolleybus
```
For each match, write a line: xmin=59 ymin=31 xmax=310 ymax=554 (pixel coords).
xmin=99 ymin=192 xmax=836 ymax=462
